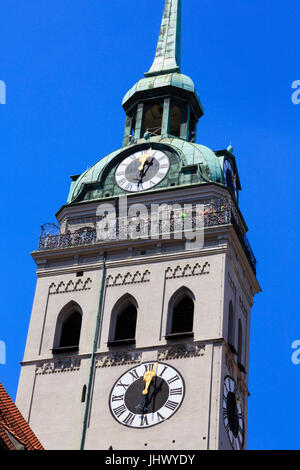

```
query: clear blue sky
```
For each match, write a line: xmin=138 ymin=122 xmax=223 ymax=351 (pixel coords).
xmin=0 ymin=0 xmax=299 ymax=450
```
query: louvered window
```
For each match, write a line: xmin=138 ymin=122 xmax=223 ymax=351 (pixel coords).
xmin=171 ymin=297 xmax=194 ymax=335
xmin=59 ymin=312 xmax=82 ymax=348
xmin=114 ymin=305 xmax=137 ymax=342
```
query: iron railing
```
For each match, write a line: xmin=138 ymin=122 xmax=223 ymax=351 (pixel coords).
xmin=38 ymin=202 xmax=257 ymax=274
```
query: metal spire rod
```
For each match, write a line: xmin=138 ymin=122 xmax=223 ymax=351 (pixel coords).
xmin=145 ymin=0 xmax=182 ymax=77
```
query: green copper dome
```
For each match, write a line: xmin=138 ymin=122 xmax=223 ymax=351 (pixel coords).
xmin=66 ymin=137 xmax=223 ymax=204
xmin=122 ymin=73 xmax=203 ymax=111
xmin=64 ymin=0 xmax=235 ymax=206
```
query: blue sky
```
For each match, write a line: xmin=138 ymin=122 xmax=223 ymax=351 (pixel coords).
xmin=0 ymin=0 xmax=299 ymax=450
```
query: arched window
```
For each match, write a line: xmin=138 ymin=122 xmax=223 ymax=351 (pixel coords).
xmin=108 ymin=296 xmax=138 ymax=346
xmin=166 ymin=288 xmax=195 ymax=339
xmin=237 ymin=319 xmax=246 ymax=373
xmin=60 ymin=312 xmax=82 ymax=348
xmin=53 ymin=302 xmax=82 ymax=354
xmin=142 ymin=102 xmax=163 ymax=136
xmin=227 ymin=301 xmax=237 ymax=355
xmin=169 ymin=104 xmax=182 ymax=137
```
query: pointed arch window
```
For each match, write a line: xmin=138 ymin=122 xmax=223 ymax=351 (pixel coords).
xmin=166 ymin=288 xmax=195 ymax=339
xmin=108 ymin=296 xmax=138 ymax=346
xmin=237 ymin=319 xmax=246 ymax=373
xmin=53 ymin=302 xmax=82 ymax=354
xmin=60 ymin=312 xmax=82 ymax=348
xmin=227 ymin=301 xmax=237 ymax=355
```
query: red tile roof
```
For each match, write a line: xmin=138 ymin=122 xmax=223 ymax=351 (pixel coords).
xmin=0 ymin=382 xmax=44 ymax=450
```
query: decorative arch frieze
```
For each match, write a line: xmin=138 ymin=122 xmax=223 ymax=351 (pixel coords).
xmin=49 ymin=277 xmax=92 ymax=295
xmin=106 ymin=269 xmax=151 ymax=287
xmin=165 ymin=261 xmax=210 ymax=280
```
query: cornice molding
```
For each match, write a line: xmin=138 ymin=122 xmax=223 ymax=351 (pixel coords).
xmin=34 ymin=243 xmax=228 ymax=278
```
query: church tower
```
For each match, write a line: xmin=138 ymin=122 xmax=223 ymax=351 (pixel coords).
xmin=16 ymin=0 xmax=260 ymax=450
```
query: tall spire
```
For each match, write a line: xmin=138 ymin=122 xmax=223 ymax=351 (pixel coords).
xmin=145 ymin=0 xmax=181 ymax=77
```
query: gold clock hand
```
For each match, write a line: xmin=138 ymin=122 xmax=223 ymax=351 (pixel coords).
xmin=138 ymin=148 xmax=153 ymax=172
xmin=142 ymin=362 xmax=158 ymax=396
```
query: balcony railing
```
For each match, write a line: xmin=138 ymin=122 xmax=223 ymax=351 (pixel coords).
xmin=37 ymin=202 xmax=257 ymax=274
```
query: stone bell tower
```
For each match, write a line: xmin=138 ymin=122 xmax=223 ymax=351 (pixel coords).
xmin=16 ymin=0 xmax=260 ymax=450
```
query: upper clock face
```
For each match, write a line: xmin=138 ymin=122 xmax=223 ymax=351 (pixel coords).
xmin=115 ymin=148 xmax=170 ymax=192
xmin=223 ymin=160 xmax=238 ymax=199
xmin=109 ymin=361 xmax=184 ymax=429
xmin=223 ymin=376 xmax=244 ymax=450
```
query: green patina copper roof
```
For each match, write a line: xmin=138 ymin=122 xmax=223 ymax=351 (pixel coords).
xmin=145 ymin=0 xmax=182 ymax=77
xmin=122 ymin=72 xmax=202 ymax=109
xmin=122 ymin=0 xmax=202 ymax=112
xmin=65 ymin=1 xmax=225 ymax=205
xmin=67 ymin=137 xmax=223 ymax=204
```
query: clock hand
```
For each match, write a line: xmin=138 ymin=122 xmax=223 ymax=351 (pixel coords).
xmin=136 ymin=157 xmax=155 ymax=185
xmin=142 ymin=362 xmax=158 ymax=396
xmin=135 ymin=395 xmax=148 ymax=412
xmin=138 ymin=148 xmax=153 ymax=172
xmin=135 ymin=157 xmax=155 ymax=186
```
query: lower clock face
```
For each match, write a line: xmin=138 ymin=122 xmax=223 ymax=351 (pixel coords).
xmin=109 ymin=362 xmax=185 ymax=428
xmin=223 ymin=376 xmax=244 ymax=450
xmin=115 ymin=148 xmax=170 ymax=192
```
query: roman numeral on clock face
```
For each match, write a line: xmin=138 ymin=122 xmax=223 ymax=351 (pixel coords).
xmin=158 ymin=365 xmax=167 ymax=377
xmin=116 ymin=380 xmax=129 ymax=391
xmin=167 ymin=374 xmax=180 ymax=385
xmin=170 ymin=387 xmax=183 ymax=396
xmin=129 ymin=369 xmax=140 ymax=381
xmin=144 ymin=363 xmax=155 ymax=373
xmin=117 ymin=178 xmax=126 ymax=186
xmin=111 ymin=394 xmax=124 ymax=402
xmin=140 ymin=415 xmax=149 ymax=427
xmin=113 ymin=404 xmax=127 ymax=418
xmin=123 ymin=413 xmax=135 ymax=426
xmin=164 ymin=400 xmax=179 ymax=411
xmin=125 ymin=183 xmax=133 ymax=191
xmin=156 ymin=411 xmax=165 ymax=422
